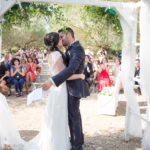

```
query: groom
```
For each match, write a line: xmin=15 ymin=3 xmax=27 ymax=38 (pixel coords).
xmin=42 ymin=27 xmax=89 ymax=150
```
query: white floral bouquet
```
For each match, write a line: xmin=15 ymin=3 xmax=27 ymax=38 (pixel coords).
xmin=99 ymin=87 xmax=114 ymax=96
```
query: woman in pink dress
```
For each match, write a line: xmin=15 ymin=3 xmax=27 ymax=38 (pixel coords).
xmin=97 ymin=57 xmax=111 ymax=92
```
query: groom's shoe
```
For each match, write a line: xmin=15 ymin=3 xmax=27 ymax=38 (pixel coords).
xmin=71 ymin=146 xmax=83 ymax=150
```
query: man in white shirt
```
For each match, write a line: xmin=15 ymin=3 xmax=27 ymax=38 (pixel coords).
xmin=18 ymin=48 xmax=24 ymax=54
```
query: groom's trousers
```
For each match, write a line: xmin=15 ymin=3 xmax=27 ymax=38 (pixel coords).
xmin=68 ymin=94 xmax=84 ymax=150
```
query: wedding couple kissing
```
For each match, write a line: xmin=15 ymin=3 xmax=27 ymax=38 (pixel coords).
xmin=0 ymin=27 xmax=90 ymax=150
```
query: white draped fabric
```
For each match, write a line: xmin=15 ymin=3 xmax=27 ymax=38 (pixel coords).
xmin=0 ymin=93 xmax=25 ymax=150
xmin=140 ymin=0 xmax=150 ymax=149
xmin=116 ymin=5 xmax=142 ymax=138
xmin=0 ymin=20 xmax=2 ymax=61
xmin=0 ymin=51 xmax=69 ymax=150
xmin=1 ymin=0 xmax=150 ymax=148
xmin=97 ymin=72 xmax=121 ymax=116
xmin=0 ymin=0 xmax=16 ymax=17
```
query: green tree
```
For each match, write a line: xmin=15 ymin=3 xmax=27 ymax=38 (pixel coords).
xmin=2 ymin=2 xmax=66 ymax=51
xmin=2 ymin=3 xmax=64 ymax=30
xmin=60 ymin=5 xmax=122 ymax=55
xmin=80 ymin=6 xmax=122 ymax=52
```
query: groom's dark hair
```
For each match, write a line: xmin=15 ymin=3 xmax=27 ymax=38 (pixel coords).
xmin=58 ymin=27 xmax=75 ymax=39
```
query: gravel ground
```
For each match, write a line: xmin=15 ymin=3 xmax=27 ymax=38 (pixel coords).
xmin=6 ymin=61 xmax=146 ymax=150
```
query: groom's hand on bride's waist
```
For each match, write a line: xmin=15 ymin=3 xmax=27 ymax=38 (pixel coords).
xmin=41 ymin=80 xmax=53 ymax=91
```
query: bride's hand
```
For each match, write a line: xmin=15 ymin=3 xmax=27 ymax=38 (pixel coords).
xmin=41 ymin=80 xmax=53 ymax=91
xmin=80 ymin=74 xmax=85 ymax=80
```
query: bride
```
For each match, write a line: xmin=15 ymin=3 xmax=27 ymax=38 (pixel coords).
xmin=0 ymin=32 xmax=85 ymax=150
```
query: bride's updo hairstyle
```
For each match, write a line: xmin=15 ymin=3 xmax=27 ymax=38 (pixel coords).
xmin=44 ymin=32 xmax=66 ymax=64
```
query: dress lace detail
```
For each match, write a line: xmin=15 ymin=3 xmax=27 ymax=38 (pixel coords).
xmin=48 ymin=51 xmax=65 ymax=76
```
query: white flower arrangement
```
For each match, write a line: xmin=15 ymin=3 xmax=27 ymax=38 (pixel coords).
xmin=99 ymin=87 xmax=114 ymax=96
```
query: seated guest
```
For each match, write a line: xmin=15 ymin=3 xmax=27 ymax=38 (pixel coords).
xmin=38 ymin=51 xmax=44 ymax=60
xmin=25 ymin=57 xmax=36 ymax=94
xmin=7 ymin=53 xmax=15 ymax=71
xmin=0 ymin=62 xmax=11 ymax=96
xmin=21 ymin=59 xmax=27 ymax=74
xmin=33 ymin=54 xmax=41 ymax=74
xmin=11 ymin=58 xmax=25 ymax=97
xmin=2 ymin=54 xmax=9 ymax=69
xmin=33 ymin=54 xmax=39 ymax=65
xmin=21 ymin=53 xmax=28 ymax=62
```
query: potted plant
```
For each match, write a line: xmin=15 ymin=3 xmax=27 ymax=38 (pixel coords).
xmin=97 ymin=87 xmax=117 ymax=115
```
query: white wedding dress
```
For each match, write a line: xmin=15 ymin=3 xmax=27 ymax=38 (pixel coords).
xmin=0 ymin=51 xmax=70 ymax=150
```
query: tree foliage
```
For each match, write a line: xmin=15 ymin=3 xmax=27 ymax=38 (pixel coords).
xmin=2 ymin=22 xmax=47 ymax=51
xmin=2 ymin=2 xmax=64 ymax=30
xmin=2 ymin=3 xmax=123 ymax=54
xmin=2 ymin=2 xmax=66 ymax=51
xmin=80 ymin=5 xmax=122 ymax=51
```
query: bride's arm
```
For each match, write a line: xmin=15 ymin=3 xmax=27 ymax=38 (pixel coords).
xmin=54 ymin=57 xmax=85 ymax=80
xmin=67 ymin=74 xmax=85 ymax=80
xmin=54 ymin=57 xmax=65 ymax=73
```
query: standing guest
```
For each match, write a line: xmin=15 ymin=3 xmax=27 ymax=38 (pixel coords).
xmin=18 ymin=47 xmax=24 ymax=55
xmin=93 ymin=59 xmax=100 ymax=73
xmin=1 ymin=54 xmax=13 ymax=87
xmin=1 ymin=54 xmax=4 ymax=62
xmin=118 ymin=51 xmax=122 ymax=59
xmin=0 ymin=62 xmax=11 ymax=96
xmin=11 ymin=58 xmax=25 ymax=97
xmin=7 ymin=53 xmax=13 ymax=70
xmin=84 ymin=55 xmax=93 ymax=88
xmin=97 ymin=57 xmax=111 ymax=92
xmin=112 ymin=58 xmax=121 ymax=85
xmin=97 ymin=50 xmax=105 ymax=64
xmin=38 ymin=51 xmax=44 ymax=63
xmin=25 ymin=57 xmax=36 ymax=93
xmin=93 ymin=59 xmax=100 ymax=92
xmin=44 ymin=49 xmax=47 ymax=58
xmin=33 ymin=54 xmax=41 ymax=74
xmin=134 ymin=59 xmax=141 ymax=95
xmin=85 ymin=48 xmax=94 ymax=59
xmin=25 ymin=48 xmax=30 ymax=53
xmin=2 ymin=54 xmax=9 ymax=67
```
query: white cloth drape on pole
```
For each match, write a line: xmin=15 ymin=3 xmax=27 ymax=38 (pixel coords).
xmin=0 ymin=19 xmax=2 ymax=62
xmin=0 ymin=0 xmax=16 ymax=17
xmin=1 ymin=0 xmax=149 ymax=147
xmin=140 ymin=0 xmax=150 ymax=149
xmin=0 ymin=93 xmax=25 ymax=150
xmin=116 ymin=4 xmax=142 ymax=138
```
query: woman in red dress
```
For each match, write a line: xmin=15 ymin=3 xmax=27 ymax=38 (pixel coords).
xmin=25 ymin=57 xmax=36 ymax=93
xmin=98 ymin=57 xmax=111 ymax=92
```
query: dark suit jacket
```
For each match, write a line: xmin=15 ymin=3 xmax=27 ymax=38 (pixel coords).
xmin=52 ymin=41 xmax=90 ymax=98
